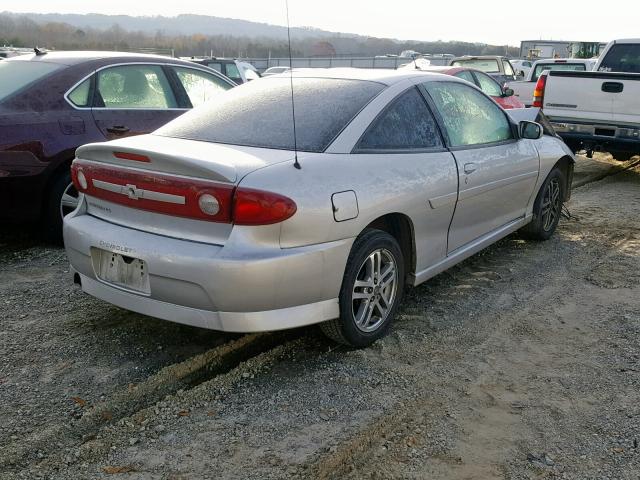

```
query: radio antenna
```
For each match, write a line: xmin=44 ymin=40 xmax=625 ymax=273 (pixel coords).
xmin=285 ymin=0 xmax=301 ymax=169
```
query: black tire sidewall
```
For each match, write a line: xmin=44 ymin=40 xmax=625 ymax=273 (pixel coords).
xmin=528 ymin=168 xmax=566 ymax=240
xmin=338 ymin=230 xmax=405 ymax=347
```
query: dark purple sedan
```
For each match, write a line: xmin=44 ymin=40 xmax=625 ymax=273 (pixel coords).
xmin=0 ymin=51 xmax=235 ymax=242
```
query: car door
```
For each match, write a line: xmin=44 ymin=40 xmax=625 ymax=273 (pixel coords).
xmin=422 ymin=81 xmax=539 ymax=253
xmin=91 ymin=64 xmax=185 ymax=141
xmin=352 ymin=86 xmax=459 ymax=272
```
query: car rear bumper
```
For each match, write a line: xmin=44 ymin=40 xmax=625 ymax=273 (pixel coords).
xmin=551 ymin=121 xmax=640 ymax=152
xmin=64 ymin=213 xmax=352 ymax=332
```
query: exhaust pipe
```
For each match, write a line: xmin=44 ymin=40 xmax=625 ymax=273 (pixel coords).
xmin=73 ymin=272 xmax=81 ymax=286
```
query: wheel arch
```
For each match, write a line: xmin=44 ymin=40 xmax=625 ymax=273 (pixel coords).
xmin=363 ymin=212 xmax=416 ymax=280
xmin=552 ymin=155 xmax=574 ymax=201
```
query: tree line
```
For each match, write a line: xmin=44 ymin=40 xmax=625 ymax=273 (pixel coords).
xmin=0 ymin=13 xmax=519 ymax=58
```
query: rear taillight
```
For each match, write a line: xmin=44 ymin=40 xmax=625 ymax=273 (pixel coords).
xmin=71 ymin=160 xmax=234 ymax=222
xmin=70 ymin=160 xmax=297 ymax=225
xmin=233 ymin=188 xmax=297 ymax=226
xmin=532 ymin=73 xmax=547 ymax=108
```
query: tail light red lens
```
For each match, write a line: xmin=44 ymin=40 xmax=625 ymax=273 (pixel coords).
xmin=71 ymin=160 xmax=234 ymax=222
xmin=532 ymin=73 xmax=547 ymax=108
xmin=233 ymin=188 xmax=297 ymax=226
xmin=70 ymin=160 xmax=297 ymax=226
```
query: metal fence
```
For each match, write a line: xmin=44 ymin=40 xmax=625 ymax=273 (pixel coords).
xmin=241 ymin=55 xmax=454 ymax=72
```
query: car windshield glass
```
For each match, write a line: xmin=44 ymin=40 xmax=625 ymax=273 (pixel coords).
xmin=0 ymin=61 xmax=63 ymax=101
xmin=451 ymin=59 xmax=500 ymax=73
xmin=156 ymin=77 xmax=384 ymax=152
xmin=533 ymin=63 xmax=586 ymax=81
xmin=598 ymin=44 xmax=640 ymax=73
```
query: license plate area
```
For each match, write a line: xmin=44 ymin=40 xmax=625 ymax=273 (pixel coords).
xmin=91 ymin=248 xmax=151 ymax=295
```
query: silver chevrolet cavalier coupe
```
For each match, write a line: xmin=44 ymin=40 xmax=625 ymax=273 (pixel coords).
xmin=64 ymin=69 xmax=574 ymax=347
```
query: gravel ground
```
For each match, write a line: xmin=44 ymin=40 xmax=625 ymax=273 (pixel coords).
xmin=1 ymin=154 xmax=639 ymax=479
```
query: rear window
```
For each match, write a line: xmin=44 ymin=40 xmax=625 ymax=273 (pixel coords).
xmin=0 ymin=61 xmax=63 ymax=101
xmin=533 ymin=63 xmax=586 ymax=81
xmin=155 ymin=77 xmax=384 ymax=152
xmin=598 ymin=44 xmax=640 ymax=73
xmin=451 ymin=59 xmax=500 ymax=73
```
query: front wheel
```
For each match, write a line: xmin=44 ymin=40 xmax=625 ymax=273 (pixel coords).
xmin=321 ymin=229 xmax=405 ymax=347
xmin=521 ymin=167 xmax=566 ymax=241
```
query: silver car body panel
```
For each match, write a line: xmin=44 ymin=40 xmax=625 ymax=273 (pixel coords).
xmin=64 ymin=69 xmax=573 ymax=332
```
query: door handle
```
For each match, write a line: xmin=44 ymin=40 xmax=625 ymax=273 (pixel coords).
xmin=463 ymin=163 xmax=477 ymax=174
xmin=106 ymin=125 xmax=130 ymax=134
xmin=602 ymin=82 xmax=624 ymax=93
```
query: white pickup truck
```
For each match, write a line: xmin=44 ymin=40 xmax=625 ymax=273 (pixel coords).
xmin=534 ymin=39 xmax=640 ymax=159
xmin=507 ymin=58 xmax=597 ymax=107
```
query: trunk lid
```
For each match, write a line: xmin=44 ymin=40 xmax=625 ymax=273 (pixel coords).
xmin=75 ymin=135 xmax=293 ymax=245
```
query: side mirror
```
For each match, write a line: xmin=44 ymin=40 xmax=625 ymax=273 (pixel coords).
xmin=503 ymin=87 xmax=515 ymax=97
xmin=520 ymin=121 xmax=543 ymax=140
xmin=517 ymin=70 xmax=525 ymax=79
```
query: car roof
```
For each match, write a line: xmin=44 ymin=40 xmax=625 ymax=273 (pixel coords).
xmin=5 ymin=51 xmax=191 ymax=67
xmin=278 ymin=68 xmax=453 ymax=86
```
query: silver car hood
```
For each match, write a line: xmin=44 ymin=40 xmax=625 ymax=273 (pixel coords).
xmin=75 ymin=134 xmax=295 ymax=184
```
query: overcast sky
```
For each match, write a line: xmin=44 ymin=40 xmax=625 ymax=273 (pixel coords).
xmin=7 ymin=1 xmax=639 ymax=45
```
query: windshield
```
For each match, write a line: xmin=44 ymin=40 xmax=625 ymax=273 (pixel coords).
xmin=533 ymin=63 xmax=586 ymax=81
xmin=451 ymin=59 xmax=499 ymax=73
xmin=0 ymin=61 xmax=63 ymax=102
xmin=155 ymin=77 xmax=384 ymax=152
xmin=598 ymin=43 xmax=640 ymax=73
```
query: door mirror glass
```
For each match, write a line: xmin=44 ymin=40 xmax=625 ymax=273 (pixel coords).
xmin=520 ymin=121 xmax=543 ymax=139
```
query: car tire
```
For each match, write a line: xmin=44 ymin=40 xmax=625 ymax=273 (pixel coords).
xmin=609 ymin=151 xmax=636 ymax=162
xmin=321 ymin=229 xmax=405 ymax=347
xmin=521 ymin=167 xmax=566 ymax=241
xmin=43 ymin=170 xmax=78 ymax=245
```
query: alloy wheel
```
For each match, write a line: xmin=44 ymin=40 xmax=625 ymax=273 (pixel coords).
xmin=541 ymin=178 xmax=561 ymax=232
xmin=351 ymin=248 xmax=398 ymax=332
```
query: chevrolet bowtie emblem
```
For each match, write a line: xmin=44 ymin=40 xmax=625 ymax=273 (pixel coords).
xmin=125 ymin=184 xmax=143 ymax=200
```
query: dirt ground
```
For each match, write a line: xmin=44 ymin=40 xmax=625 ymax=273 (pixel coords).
xmin=1 ymin=153 xmax=639 ymax=480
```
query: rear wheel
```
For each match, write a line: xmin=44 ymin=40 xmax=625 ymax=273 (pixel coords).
xmin=321 ymin=229 xmax=405 ymax=347
xmin=521 ymin=167 xmax=565 ymax=241
xmin=43 ymin=170 xmax=79 ymax=244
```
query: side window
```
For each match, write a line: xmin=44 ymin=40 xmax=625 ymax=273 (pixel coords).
xmin=68 ymin=77 xmax=91 ymax=107
xmin=503 ymin=60 xmax=515 ymax=76
xmin=453 ymin=70 xmax=475 ymax=84
xmin=474 ymin=72 xmax=502 ymax=97
xmin=96 ymin=65 xmax=177 ymax=109
xmin=357 ymin=87 xmax=442 ymax=151
xmin=173 ymin=67 xmax=231 ymax=108
xmin=225 ymin=63 xmax=242 ymax=82
xmin=423 ymin=82 xmax=512 ymax=147
xmin=207 ymin=62 xmax=223 ymax=73
xmin=524 ymin=61 xmax=532 ymax=68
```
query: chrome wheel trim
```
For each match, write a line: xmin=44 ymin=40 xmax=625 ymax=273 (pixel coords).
xmin=351 ymin=248 xmax=398 ymax=333
xmin=60 ymin=182 xmax=79 ymax=219
xmin=541 ymin=178 xmax=561 ymax=232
